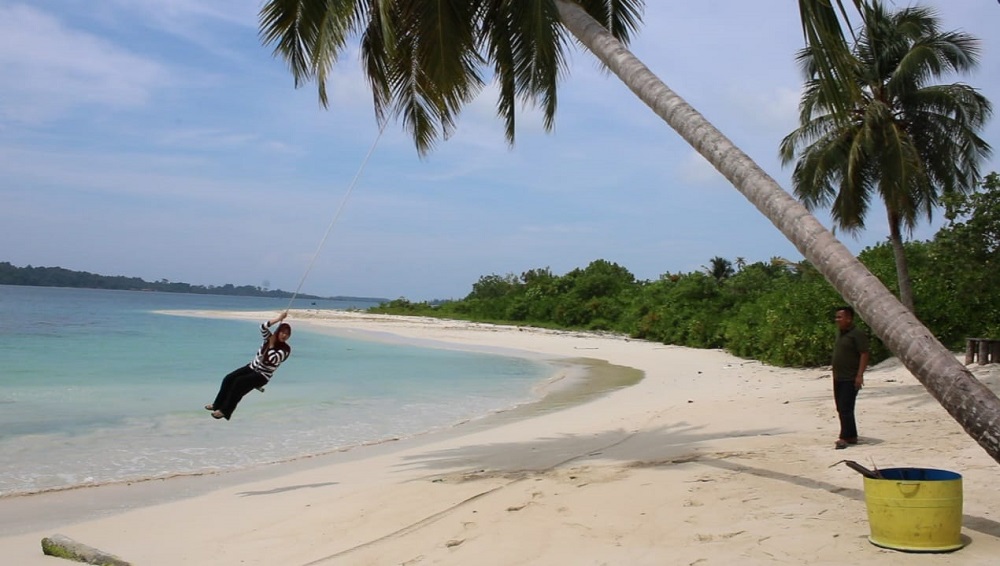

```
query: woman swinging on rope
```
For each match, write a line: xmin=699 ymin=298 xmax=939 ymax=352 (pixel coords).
xmin=206 ymin=312 xmax=292 ymax=420
xmin=201 ymin=103 xmax=382 ymax=421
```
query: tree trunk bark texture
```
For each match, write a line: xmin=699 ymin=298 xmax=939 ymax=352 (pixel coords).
xmin=41 ymin=534 xmax=132 ymax=566
xmin=887 ymin=212 xmax=915 ymax=312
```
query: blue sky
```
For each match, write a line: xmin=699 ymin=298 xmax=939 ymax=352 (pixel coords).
xmin=3 ymin=1 xmax=999 ymax=300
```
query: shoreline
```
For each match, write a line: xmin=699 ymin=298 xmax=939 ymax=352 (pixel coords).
xmin=0 ymin=354 xmax=634 ymax=499
xmin=4 ymin=311 xmax=1000 ymax=565
xmin=0 ymin=310 xmax=641 ymax=532
xmin=163 ymin=308 xmax=648 ymax=446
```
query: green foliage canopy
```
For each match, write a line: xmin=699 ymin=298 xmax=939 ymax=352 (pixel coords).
xmin=372 ymin=173 xmax=1000 ymax=368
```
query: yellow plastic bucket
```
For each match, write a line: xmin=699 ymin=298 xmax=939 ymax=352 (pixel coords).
xmin=863 ymin=467 xmax=963 ymax=552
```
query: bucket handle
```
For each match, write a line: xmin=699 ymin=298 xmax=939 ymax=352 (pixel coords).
xmin=897 ymin=481 xmax=922 ymax=496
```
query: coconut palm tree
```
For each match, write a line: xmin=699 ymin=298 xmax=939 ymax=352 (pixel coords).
xmin=259 ymin=0 xmax=1000 ymax=464
xmin=780 ymin=2 xmax=993 ymax=313
xmin=704 ymin=257 xmax=735 ymax=282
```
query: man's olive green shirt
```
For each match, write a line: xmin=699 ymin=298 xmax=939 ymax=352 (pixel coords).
xmin=832 ymin=325 xmax=869 ymax=381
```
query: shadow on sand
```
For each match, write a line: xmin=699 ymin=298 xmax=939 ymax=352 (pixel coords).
xmin=395 ymin=421 xmax=1000 ymax=541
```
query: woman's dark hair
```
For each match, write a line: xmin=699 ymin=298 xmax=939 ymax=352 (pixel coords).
xmin=267 ymin=323 xmax=292 ymax=354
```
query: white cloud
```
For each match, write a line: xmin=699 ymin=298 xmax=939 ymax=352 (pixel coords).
xmin=518 ymin=222 xmax=594 ymax=236
xmin=0 ymin=144 xmax=263 ymax=204
xmin=100 ymin=0 xmax=259 ymax=62
xmin=157 ymin=128 xmax=257 ymax=148
xmin=729 ymin=85 xmax=802 ymax=136
xmin=154 ymin=127 xmax=300 ymax=156
xmin=678 ymin=150 xmax=724 ymax=187
xmin=110 ymin=0 xmax=257 ymax=29
xmin=0 ymin=4 xmax=170 ymax=122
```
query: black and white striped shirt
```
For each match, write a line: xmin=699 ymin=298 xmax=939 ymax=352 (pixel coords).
xmin=249 ymin=322 xmax=291 ymax=380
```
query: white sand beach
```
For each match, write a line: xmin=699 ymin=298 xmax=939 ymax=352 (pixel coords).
xmin=3 ymin=310 xmax=1000 ymax=565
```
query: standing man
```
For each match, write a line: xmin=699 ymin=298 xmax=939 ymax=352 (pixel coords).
xmin=832 ymin=306 xmax=869 ymax=449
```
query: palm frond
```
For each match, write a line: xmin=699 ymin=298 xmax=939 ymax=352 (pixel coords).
xmin=797 ymin=0 xmax=865 ymax=124
xmin=483 ymin=0 xmax=569 ymax=142
xmin=259 ymin=0 xmax=357 ymax=106
xmin=574 ymin=0 xmax=644 ymax=44
xmin=371 ymin=0 xmax=488 ymax=155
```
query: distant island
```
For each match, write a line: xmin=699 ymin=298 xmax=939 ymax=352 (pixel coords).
xmin=0 ymin=261 xmax=388 ymax=303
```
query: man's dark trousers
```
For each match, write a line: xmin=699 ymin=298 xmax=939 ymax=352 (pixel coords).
xmin=833 ymin=380 xmax=859 ymax=441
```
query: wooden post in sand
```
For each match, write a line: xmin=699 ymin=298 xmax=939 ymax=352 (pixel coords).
xmin=966 ymin=338 xmax=1000 ymax=365
xmin=40 ymin=534 xmax=132 ymax=566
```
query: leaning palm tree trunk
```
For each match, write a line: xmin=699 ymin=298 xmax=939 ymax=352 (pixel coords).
xmin=887 ymin=215 xmax=916 ymax=312
xmin=555 ymin=0 xmax=1000 ymax=463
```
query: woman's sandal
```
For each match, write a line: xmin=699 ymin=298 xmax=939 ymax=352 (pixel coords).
xmin=204 ymin=404 xmax=214 ymax=411
xmin=211 ymin=410 xmax=225 ymax=419
xmin=835 ymin=439 xmax=848 ymax=450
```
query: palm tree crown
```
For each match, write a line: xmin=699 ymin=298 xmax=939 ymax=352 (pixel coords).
xmin=703 ymin=256 xmax=734 ymax=282
xmin=259 ymin=0 xmax=642 ymax=156
xmin=780 ymin=1 xmax=992 ymax=310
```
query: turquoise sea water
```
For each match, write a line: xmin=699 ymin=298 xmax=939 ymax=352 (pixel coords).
xmin=0 ymin=285 xmax=551 ymax=496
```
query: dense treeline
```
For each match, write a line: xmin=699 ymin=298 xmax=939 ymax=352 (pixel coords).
xmin=0 ymin=262 xmax=326 ymax=300
xmin=372 ymin=173 xmax=1000 ymax=368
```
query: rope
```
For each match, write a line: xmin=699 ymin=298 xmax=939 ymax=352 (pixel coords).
xmin=283 ymin=121 xmax=387 ymax=312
